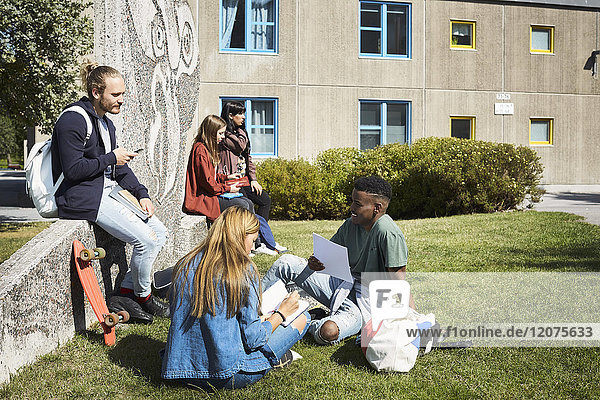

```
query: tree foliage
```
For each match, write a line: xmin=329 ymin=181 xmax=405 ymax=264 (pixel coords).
xmin=0 ymin=0 xmax=93 ymax=132
xmin=0 ymin=114 xmax=21 ymax=162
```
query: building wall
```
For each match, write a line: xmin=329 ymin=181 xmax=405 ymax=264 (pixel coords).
xmin=504 ymin=5 xmax=600 ymax=94
xmin=191 ymin=0 xmax=600 ymax=184
xmin=426 ymin=1 xmax=504 ymax=91
xmin=298 ymin=0 xmax=425 ymax=88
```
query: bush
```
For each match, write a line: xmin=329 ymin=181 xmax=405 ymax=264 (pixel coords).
xmin=315 ymin=147 xmax=362 ymax=202
xmin=257 ymin=158 xmax=348 ymax=220
xmin=257 ymin=138 xmax=544 ymax=220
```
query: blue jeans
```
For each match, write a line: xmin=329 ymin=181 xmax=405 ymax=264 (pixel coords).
xmin=262 ymin=254 xmax=362 ymax=345
xmin=182 ymin=311 xmax=310 ymax=390
xmin=218 ymin=196 xmax=277 ymax=249
xmin=95 ymin=184 xmax=167 ymax=297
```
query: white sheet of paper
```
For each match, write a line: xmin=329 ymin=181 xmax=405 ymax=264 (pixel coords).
xmin=312 ymin=233 xmax=353 ymax=282
xmin=261 ymin=280 xmax=309 ymax=327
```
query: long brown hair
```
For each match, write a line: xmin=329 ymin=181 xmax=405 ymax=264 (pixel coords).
xmin=79 ymin=60 xmax=122 ymax=98
xmin=172 ymin=206 xmax=261 ymax=318
xmin=193 ymin=115 xmax=225 ymax=167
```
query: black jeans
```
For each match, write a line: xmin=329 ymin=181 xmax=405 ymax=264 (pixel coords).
xmin=240 ymin=186 xmax=272 ymax=221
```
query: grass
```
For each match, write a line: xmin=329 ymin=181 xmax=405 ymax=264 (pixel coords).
xmin=0 ymin=222 xmax=52 ymax=263
xmin=1 ymin=211 xmax=600 ymax=399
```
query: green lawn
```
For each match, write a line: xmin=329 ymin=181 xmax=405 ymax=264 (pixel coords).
xmin=0 ymin=222 xmax=52 ymax=263
xmin=1 ymin=211 xmax=600 ymax=399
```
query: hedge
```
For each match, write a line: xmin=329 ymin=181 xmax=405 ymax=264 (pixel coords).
xmin=257 ymin=137 xmax=544 ymax=220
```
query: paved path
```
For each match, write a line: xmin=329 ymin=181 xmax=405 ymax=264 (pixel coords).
xmin=0 ymin=170 xmax=48 ymax=223
xmin=534 ymin=185 xmax=600 ymax=226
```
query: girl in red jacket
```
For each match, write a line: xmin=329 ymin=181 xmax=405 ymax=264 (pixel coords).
xmin=183 ymin=115 xmax=249 ymax=220
xmin=183 ymin=115 xmax=284 ymax=256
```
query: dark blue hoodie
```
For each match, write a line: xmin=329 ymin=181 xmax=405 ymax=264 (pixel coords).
xmin=50 ymin=97 xmax=149 ymax=221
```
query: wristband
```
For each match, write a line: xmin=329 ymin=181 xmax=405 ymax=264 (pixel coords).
xmin=273 ymin=310 xmax=286 ymax=322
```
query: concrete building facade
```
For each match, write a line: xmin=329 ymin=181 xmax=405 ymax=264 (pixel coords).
xmin=191 ymin=0 xmax=600 ymax=184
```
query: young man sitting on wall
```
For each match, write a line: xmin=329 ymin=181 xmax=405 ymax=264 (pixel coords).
xmin=262 ymin=176 xmax=415 ymax=344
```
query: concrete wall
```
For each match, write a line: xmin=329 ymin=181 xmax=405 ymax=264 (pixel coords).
xmin=298 ymin=0 xmax=425 ymax=88
xmin=426 ymin=1 xmax=504 ymax=91
xmin=504 ymin=5 xmax=600 ymax=94
xmin=0 ymin=215 xmax=206 ymax=384
xmin=0 ymin=0 xmax=210 ymax=384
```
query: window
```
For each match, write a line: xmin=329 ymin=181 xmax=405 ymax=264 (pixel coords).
xmin=531 ymin=25 xmax=554 ymax=54
xmin=451 ymin=20 xmax=475 ymax=49
xmin=359 ymin=101 xmax=411 ymax=150
xmin=529 ymin=118 xmax=553 ymax=145
xmin=220 ymin=0 xmax=277 ymax=53
xmin=360 ymin=1 xmax=411 ymax=58
xmin=450 ymin=116 xmax=475 ymax=139
xmin=220 ymin=97 xmax=278 ymax=156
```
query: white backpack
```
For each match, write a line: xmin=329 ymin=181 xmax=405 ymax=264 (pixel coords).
xmin=24 ymin=106 xmax=93 ymax=218
xmin=361 ymin=309 xmax=436 ymax=372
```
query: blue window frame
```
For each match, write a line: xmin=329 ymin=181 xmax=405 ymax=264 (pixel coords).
xmin=359 ymin=100 xmax=411 ymax=150
xmin=359 ymin=1 xmax=411 ymax=58
xmin=220 ymin=0 xmax=278 ymax=53
xmin=220 ymin=97 xmax=278 ymax=157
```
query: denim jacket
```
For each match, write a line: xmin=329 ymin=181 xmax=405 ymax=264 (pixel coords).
xmin=161 ymin=253 xmax=277 ymax=380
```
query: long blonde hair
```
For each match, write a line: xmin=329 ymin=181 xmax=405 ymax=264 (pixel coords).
xmin=172 ymin=206 xmax=261 ymax=318
xmin=194 ymin=115 xmax=225 ymax=167
xmin=79 ymin=59 xmax=122 ymax=98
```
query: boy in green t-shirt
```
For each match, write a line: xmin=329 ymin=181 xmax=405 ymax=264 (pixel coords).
xmin=262 ymin=176 xmax=414 ymax=345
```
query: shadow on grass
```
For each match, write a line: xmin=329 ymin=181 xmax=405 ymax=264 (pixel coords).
xmin=108 ymin=334 xmax=166 ymax=385
xmin=330 ymin=337 xmax=373 ymax=371
xmin=0 ymin=222 xmax=45 ymax=231
xmin=76 ymin=329 xmax=106 ymax=345
xmin=507 ymin=245 xmax=600 ymax=272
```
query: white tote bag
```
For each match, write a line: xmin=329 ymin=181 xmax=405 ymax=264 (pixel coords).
xmin=361 ymin=308 xmax=436 ymax=372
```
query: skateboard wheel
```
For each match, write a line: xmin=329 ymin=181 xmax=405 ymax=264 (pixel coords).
xmin=104 ymin=313 xmax=119 ymax=327
xmin=117 ymin=310 xmax=130 ymax=323
xmin=80 ymin=249 xmax=93 ymax=262
xmin=93 ymin=248 xmax=106 ymax=259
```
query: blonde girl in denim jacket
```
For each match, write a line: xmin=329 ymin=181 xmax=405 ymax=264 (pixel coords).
xmin=161 ymin=206 xmax=310 ymax=390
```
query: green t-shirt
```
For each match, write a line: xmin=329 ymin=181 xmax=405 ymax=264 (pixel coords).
xmin=330 ymin=214 xmax=408 ymax=274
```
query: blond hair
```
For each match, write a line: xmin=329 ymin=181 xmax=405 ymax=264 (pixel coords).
xmin=193 ymin=115 xmax=225 ymax=167
xmin=172 ymin=206 xmax=261 ymax=319
xmin=79 ymin=59 xmax=122 ymax=98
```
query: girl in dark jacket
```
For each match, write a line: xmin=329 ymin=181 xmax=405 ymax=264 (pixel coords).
xmin=219 ymin=101 xmax=287 ymax=254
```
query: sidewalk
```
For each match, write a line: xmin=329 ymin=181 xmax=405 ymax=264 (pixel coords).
xmin=0 ymin=170 xmax=47 ymax=223
xmin=533 ymin=185 xmax=600 ymax=226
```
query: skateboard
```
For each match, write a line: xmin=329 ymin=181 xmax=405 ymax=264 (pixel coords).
xmin=73 ymin=239 xmax=129 ymax=346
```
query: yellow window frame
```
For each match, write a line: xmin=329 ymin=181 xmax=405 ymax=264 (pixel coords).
xmin=530 ymin=25 xmax=554 ymax=54
xmin=451 ymin=20 xmax=476 ymax=49
xmin=450 ymin=116 xmax=476 ymax=139
xmin=529 ymin=118 xmax=553 ymax=145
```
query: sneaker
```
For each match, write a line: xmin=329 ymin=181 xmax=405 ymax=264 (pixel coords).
xmin=108 ymin=295 xmax=153 ymax=324
xmin=139 ymin=295 xmax=170 ymax=318
xmin=308 ymin=307 xmax=329 ymax=321
xmin=252 ymin=243 xmax=278 ymax=256
xmin=273 ymin=349 xmax=294 ymax=369
xmin=274 ymin=242 xmax=288 ymax=253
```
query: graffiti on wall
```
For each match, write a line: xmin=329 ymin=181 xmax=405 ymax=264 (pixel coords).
xmin=118 ymin=0 xmax=200 ymax=205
